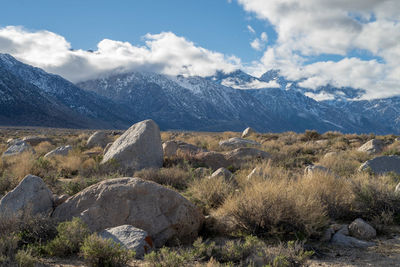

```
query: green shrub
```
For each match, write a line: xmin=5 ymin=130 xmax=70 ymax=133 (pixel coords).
xmin=45 ymin=217 xmax=90 ymax=257
xmin=0 ymin=234 xmax=19 ymax=264
xmin=15 ymin=249 xmax=38 ymax=267
xmin=145 ymin=247 xmax=187 ymax=267
xmin=81 ymin=234 xmax=134 ymax=267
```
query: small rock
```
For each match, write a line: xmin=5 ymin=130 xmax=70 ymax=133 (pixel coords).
xmin=195 ymin=152 xmax=230 ymax=170
xmin=44 ymin=145 xmax=72 ymax=158
xmin=99 ymin=225 xmax=153 ymax=258
xmin=177 ymin=141 xmax=206 ymax=155
xmin=219 ymin=137 xmax=261 ymax=149
xmin=357 ymin=139 xmax=384 ymax=155
xmin=225 ymin=147 xmax=270 ymax=168
xmin=331 ymin=232 xmax=375 ymax=248
xmin=192 ymin=167 xmax=211 ymax=178
xmin=2 ymin=140 xmax=34 ymax=157
xmin=242 ymin=127 xmax=256 ymax=138
xmin=210 ymin=167 xmax=233 ymax=181
xmin=349 ymin=218 xmax=376 ymax=240
xmin=163 ymin=141 xmax=178 ymax=157
xmin=323 ymin=152 xmax=339 ymax=159
xmin=247 ymin=167 xmax=264 ymax=180
xmin=22 ymin=136 xmax=52 ymax=146
xmin=359 ymin=155 xmax=400 ymax=175
xmin=315 ymin=139 xmax=329 ymax=146
xmin=87 ymin=131 xmax=109 ymax=148
xmin=0 ymin=175 xmax=53 ymax=218
xmin=304 ymin=165 xmax=330 ymax=176
xmin=337 ymin=225 xmax=349 ymax=236
xmin=320 ymin=228 xmax=334 ymax=242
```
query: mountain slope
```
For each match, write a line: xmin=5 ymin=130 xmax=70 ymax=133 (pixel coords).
xmin=77 ymin=71 xmax=372 ymax=132
xmin=0 ymin=54 xmax=133 ymax=129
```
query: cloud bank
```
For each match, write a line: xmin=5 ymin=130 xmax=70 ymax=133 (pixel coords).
xmin=238 ymin=0 xmax=400 ymax=99
xmin=0 ymin=26 xmax=240 ymax=82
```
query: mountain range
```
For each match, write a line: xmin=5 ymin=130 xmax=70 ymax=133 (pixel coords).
xmin=1 ymin=53 xmax=399 ymax=134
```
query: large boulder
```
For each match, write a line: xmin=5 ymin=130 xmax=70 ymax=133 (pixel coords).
xmin=22 ymin=136 xmax=52 ymax=146
xmin=242 ymin=127 xmax=256 ymax=138
xmin=219 ymin=137 xmax=261 ymax=149
xmin=2 ymin=140 xmax=34 ymax=157
xmin=52 ymin=178 xmax=203 ymax=247
xmin=101 ymin=120 xmax=163 ymax=173
xmin=357 ymin=139 xmax=384 ymax=155
xmin=99 ymin=225 xmax=153 ymax=258
xmin=225 ymin=148 xmax=270 ymax=168
xmin=44 ymin=145 xmax=72 ymax=158
xmin=86 ymin=131 xmax=109 ymax=148
xmin=162 ymin=141 xmax=179 ymax=157
xmin=195 ymin=151 xmax=230 ymax=170
xmin=359 ymin=155 xmax=400 ymax=175
xmin=0 ymin=175 xmax=53 ymax=218
xmin=348 ymin=218 xmax=376 ymax=240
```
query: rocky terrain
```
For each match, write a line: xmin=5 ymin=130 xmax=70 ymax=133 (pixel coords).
xmin=1 ymin=122 xmax=400 ymax=266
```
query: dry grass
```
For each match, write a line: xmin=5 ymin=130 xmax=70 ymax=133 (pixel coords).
xmin=217 ymin=177 xmax=328 ymax=238
xmin=34 ymin=141 xmax=54 ymax=155
xmin=135 ymin=166 xmax=192 ymax=190
xmin=187 ymin=176 xmax=236 ymax=214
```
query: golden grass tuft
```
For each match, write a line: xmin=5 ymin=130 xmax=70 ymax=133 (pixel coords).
xmin=34 ymin=141 xmax=55 ymax=155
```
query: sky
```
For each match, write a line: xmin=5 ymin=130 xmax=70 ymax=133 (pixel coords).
xmin=0 ymin=0 xmax=399 ymax=100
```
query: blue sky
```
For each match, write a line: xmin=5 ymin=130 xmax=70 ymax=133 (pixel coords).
xmin=2 ymin=0 xmax=272 ymax=63
xmin=0 ymin=0 xmax=399 ymax=99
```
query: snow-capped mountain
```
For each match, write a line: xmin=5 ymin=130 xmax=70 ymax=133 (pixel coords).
xmin=1 ymin=53 xmax=399 ymax=133
xmin=77 ymin=70 xmax=390 ymax=133
xmin=0 ymin=54 xmax=133 ymax=128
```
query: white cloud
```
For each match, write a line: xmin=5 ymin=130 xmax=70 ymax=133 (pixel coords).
xmin=247 ymin=25 xmax=256 ymax=34
xmin=221 ymin=77 xmax=279 ymax=89
xmin=250 ymin=38 xmax=262 ymax=51
xmin=238 ymin=0 xmax=400 ymax=99
xmin=250 ymin=32 xmax=268 ymax=51
xmin=0 ymin=26 xmax=241 ymax=82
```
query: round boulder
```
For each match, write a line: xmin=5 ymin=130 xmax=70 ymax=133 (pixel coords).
xmin=0 ymin=175 xmax=53 ymax=218
xmin=99 ymin=225 xmax=153 ymax=258
xmin=241 ymin=127 xmax=256 ymax=138
xmin=348 ymin=218 xmax=376 ymax=240
xmin=87 ymin=131 xmax=109 ymax=148
xmin=52 ymin=177 xmax=203 ymax=247
xmin=219 ymin=137 xmax=261 ymax=149
xmin=163 ymin=141 xmax=178 ymax=157
xmin=359 ymin=155 xmax=400 ymax=175
xmin=101 ymin=119 xmax=163 ymax=173
xmin=357 ymin=139 xmax=384 ymax=155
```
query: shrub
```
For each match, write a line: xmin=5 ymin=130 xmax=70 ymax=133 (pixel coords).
xmin=217 ymin=178 xmax=328 ymax=239
xmin=45 ymin=217 xmax=90 ymax=257
xmin=187 ymin=176 xmax=235 ymax=213
xmin=81 ymin=234 xmax=135 ymax=267
xmin=135 ymin=167 xmax=192 ymax=190
xmin=299 ymin=172 xmax=354 ymax=220
xmin=301 ymin=130 xmax=321 ymax=141
xmin=0 ymin=234 xmax=19 ymax=264
xmin=15 ymin=249 xmax=38 ymax=267
xmin=351 ymin=172 xmax=400 ymax=221
xmin=145 ymin=247 xmax=188 ymax=267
